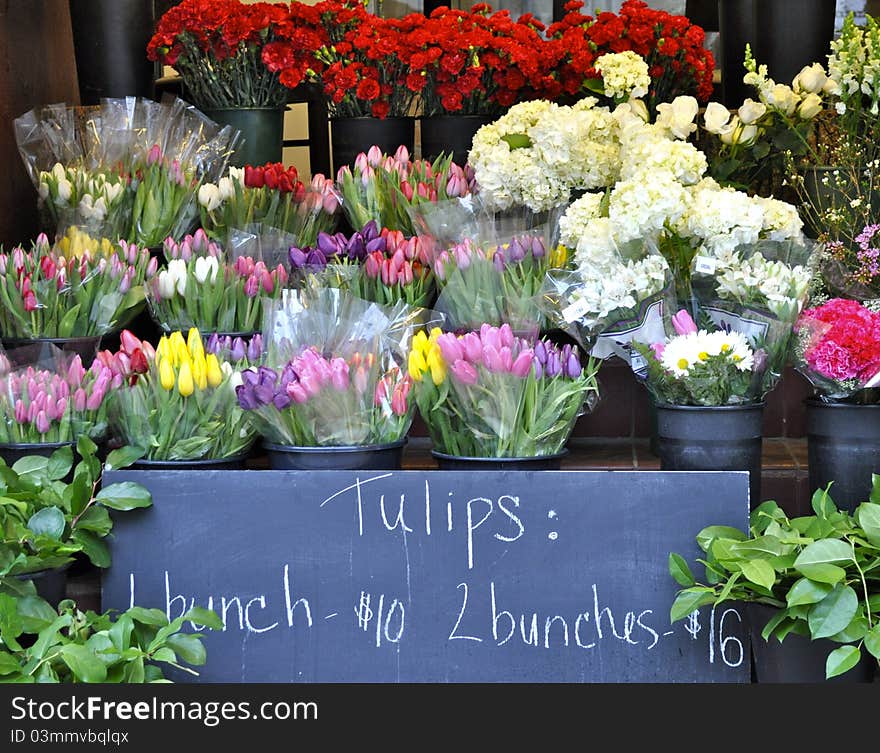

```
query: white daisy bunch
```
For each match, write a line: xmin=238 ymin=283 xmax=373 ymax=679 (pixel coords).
xmin=595 ymin=51 xmax=650 ymax=102
xmin=714 ymin=253 xmax=812 ymax=320
xmin=660 ymin=329 xmax=754 ymax=378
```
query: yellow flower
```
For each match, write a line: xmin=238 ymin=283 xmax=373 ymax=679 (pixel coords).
xmin=408 ymin=349 xmax=427 ymax=381
xmin=412 ymin=330 xmax=428 ymax=351
xmin=168 ymin=331 xmax=188 ymax=367
xmin=156 ymin=336 xmax=171 ymax=364
xmin=428 ymin=327 xmax=443 ymax=342
xmin=426 ymin=347 xmax=446 ymax=386
xmin=187 ymin=328 xmax=204 ymax=360
xmin=550 ymin=244 xmax=569 ymax=268
xmin=206 ymin=353 xmax=223 ymax=388
xmin=191 ymin=352 xmax=208 ymax=390
xmin=177 ymin=360 xmax=194 ymax=397
xmin=677 ymin=358 xmax=689 ymax=371
xmin=698 ymin=351 xmax=709 ymax=361
xmin=158 ymin=356 xmax=176 ymax=391
xmin=721 ymin=343 xmax=731 ymax=353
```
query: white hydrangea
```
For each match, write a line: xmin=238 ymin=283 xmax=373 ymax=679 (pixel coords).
xmin=683 ymin=182 xmax=766 ymax=256
xmin=595 ymin=51 xmax=651 ymax=101
xmin=751 ymin=195 xmax=804 ymax=241
xmin=618 ymin=131 xmax=707 ymax=185
xmin=608 ymin=170 xmax=691 ymax=243
xmin=558 ymin=192 xmax=605 ymax=249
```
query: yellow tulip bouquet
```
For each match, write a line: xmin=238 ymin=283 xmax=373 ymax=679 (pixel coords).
xmin=109 ymin=327 xmax=261 ymax=461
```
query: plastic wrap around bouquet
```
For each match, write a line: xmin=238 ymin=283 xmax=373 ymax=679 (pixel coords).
xmin=147 ymin=230 xmax=288 ymax=336
xmin=409 ymin=324 xmax=600 ymax=468
xmin=0 ymin=343 xmax=118 ymax=466
xmin=238 ymin=289 xmax=430 ymax=470
xmin=107 ymin=328 xmax=261 ymax=467
xmin=14 ymin=96 xmax=241 ymax=246
xmin=198 ymin=163 xmax=340 ymax=247
xmin=287 ymin=221 xmax=435 ymax=309
xmin=793 ymin=298 xmax=880 ymax=403
xmin=336 ymin=145 xmax=476 ymax=237
xmin=0 ymin=232 xmax=157 ymax=350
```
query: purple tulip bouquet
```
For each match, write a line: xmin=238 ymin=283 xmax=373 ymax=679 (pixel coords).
xmin=0 ymin=353 xmax=118 ymax=444
xmin=147 ymin=231 xmax=289 ymax=334
xmin=408 ymin=324 xmax=599 ymax=458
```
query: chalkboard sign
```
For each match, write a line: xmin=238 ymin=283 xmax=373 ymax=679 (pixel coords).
xmin=102 ymin=470 xmax=750 ymax=683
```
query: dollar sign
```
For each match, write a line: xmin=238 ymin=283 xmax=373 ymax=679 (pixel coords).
xmin=685 ymin=609 xmax=701 ymax=640
xmin=355 ymin=591 xmax=373 ymax=631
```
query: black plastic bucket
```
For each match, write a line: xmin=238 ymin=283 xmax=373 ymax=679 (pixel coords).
xmin=419 ymin=115 xmax=491 ymax=166
xmin=264 ymin=440 xmax=405 ymax=471
xmin=330 ymin=116 xmax=415 ymax=174
xmin=13 ymin=563 xmax=71 ymax=607
xmin=0 ymin=441 xmax=75 ymax=468
xmin=130 ymin=454 xmax=250 ymax=471
xmin=2 ymin=336 xmax=102 ymax=368
xmin=656 ymin=403 xmax=764 ymax=508
xmin=806 ymin=399 xmax=880 ymax=513
xmin=431 ymin=450 xmax=568 ymax=471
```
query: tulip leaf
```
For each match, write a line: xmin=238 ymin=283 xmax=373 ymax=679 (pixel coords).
xmin=57 ymin=305 xmax=82 ymax=339
xmin=26 ymin=507 xmax=66 ymax=541
xmin=668 ymin=553 xmax=695 ymax=587
xmin=103 ymin=446 xmax=146 ymax=472
xmin=825 ymin=645 xmax=862 ymax=680
xmin=95 ymin=482 xmax=152 ymax=511
xmin=808 ymin=584 xmax=858 ymax=639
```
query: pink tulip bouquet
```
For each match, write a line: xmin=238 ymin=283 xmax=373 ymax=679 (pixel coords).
xmin=0 ymin=233 xmax=157 ymax=338
xmin=408 ymin=324 xmax=599 ymax=458
xmin=336 ymin=145 xmax=476 ymax=236
xmin=0 ymin=353 xmax=118 ymax=444
xmin=147 ymin=230 xmax=288 ymax=334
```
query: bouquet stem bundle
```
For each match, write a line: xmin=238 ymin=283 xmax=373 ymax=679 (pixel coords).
xmin=409 ymin=324 xmax=598 ymax=458
xmin=0 ymin=233 xmax=157 ymax=338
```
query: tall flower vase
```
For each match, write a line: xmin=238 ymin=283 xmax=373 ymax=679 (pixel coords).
xmin=202 ymin=107 xmax=286 ymax=169
xmin=655 ymin=403 xmax=765 ymax=509
xmin=805 ymin=399 xmax=880 ymax=513
xmin=419 ymin=115 xmax=491 ymax=166
xmin=331 ymin=117 xmax=415 ymax=173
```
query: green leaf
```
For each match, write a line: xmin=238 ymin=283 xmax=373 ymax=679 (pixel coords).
xmin=74 ymin=506 xmax=112 ymax=536
xmin=670 ymin=588 xmax=716 ymax=622
xmin=57 ymin=304 xmax=81 ymax=338
xmin=11 ymin=456 xmax=49 ymax=477
xmin=123 ymin=656 xmax=145 ymax=683
xmin=794 ymin=539 xmax=854 ymax=571
xmin=811 ymin=486 xmax=837 ymax=518
xmin=759 ymin=609 xmax=788 ymax=641
xmin=60 ymin=644 xmax=107 ymax=682
xmin=0 ymin=651 xmax=21 ymax=675
xmin=26 ymin=507 xmax=66 ymax=541
xmin=182 ymin=607 xmax=223 ymax=630
xmin=795 ymin=563 xmax=846 ymax=584
xmin=151 ymin=646 xmax=177 ymax=663
xmin=500 ymin=133 xmax=532 ymax=150
xmin=109 ymin=614 xmax=134 ymax=652
xmin=95 ymin=482 xmax=152 ymax=511
xmin=808 ymin=584 xmax=859 ymax=639
xmin=856 ymin=502 xmax=880 ymax=547
xmin=870 ymin=474 xmax=880 ymax=505
xmin=71 ymin=530 xmax=110 ymax=568
xmin=86 ymin=633 xmax=119 ymax=666
xmin=15 ymin=595 xmax=57 ymax=634
xmin=786 ymin=577 xmax=833 ymax=607
xmin=0 ymin=593 xmax=23 ymax=651
xmin=76 ymin=434 xmax=98 ymax=462
xmin=825 ymin=644 xmax=862 ymax=680
xmin=104 ymin=446 xmax=146 ymax=472
xmin=126 ymin=607 xmax=168 ymax=627
xmin=29 ymin=614 xmax=72 ymax=661
xmin=47 ymin=446 xmax=73 ymax=481
xmin=865 ymin=624 xmax=880 ymax=659
xmin=63 ymin=473 xmax=91 ymax=517
xmin=165 ymin=633 xmax=206 ymax=666
xmin=740 ymin=559 xmax=776 ymax=591
xmin=829 ymin=615 xmax=869 ymax=643
xmin=730 ymin=536 xmax=792 ymax=558
xmin=696 ymin=525 xmax=747 ymax=552
xmin=668 ymin=553 xmax=695 ymax=587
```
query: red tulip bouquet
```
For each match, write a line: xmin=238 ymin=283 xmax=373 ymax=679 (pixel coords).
xmin=335 ymin=145 xmax=475 ymax=236
xmin=287 ymin=221 xmax=435 ymax=308
xmin=239 ymin=289 xmax=423 ymax=446
xmin=0 ymin=233 xmax=157 ymax=339
xmin=0 ymin=350 xmax=119 ymax=445
xmin=408 ymin=324 xmax=599 ymax=458
xmin=198 ymin=163 xmax=341 ymax=246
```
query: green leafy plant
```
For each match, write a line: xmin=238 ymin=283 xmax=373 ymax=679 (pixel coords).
xmin=669 ymin=480 xmax=880 ymax=679
xmin=0 ymin=437 xmax=150 ymax=577
xmin=0 ymin=578 xmax=221 ymax=683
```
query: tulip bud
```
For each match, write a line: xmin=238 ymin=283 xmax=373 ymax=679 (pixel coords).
xmin=159 ymin=357 xmax=175 ymax=391
xmin=177 ymin=361 xmax=194 ymax=397
xmin=450 ymin=359 xmax=478 ymax=385
xmin=35 ymin=410 xmax=50 ymax=435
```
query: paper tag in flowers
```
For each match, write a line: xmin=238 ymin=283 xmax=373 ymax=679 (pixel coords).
xmin=703 ymin=306 xmax=769 ymax=345
xmin=865 ymin=368 xmax=880 ymax=389
xmin=562 ymin=298 xmax=594 ymax=323
xmin=591 ymin=298 xmax=666 ymax=367
xmin=694 ymin=256 xmax=717 ymax=275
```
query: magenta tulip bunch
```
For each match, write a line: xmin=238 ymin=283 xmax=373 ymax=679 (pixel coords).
xmin=0 ymin=355 xmax=118 ymax=444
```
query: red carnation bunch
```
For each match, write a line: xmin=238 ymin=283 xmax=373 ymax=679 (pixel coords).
xmin=544 ymin=0 xmax=714 ymax=110
xmin=148 ymin=0 xmax=316 ymax=109
xmin=400 ymin=5 xmax=552 ymax=117
xmin=796 ymin=298 xmax=880 ymax=400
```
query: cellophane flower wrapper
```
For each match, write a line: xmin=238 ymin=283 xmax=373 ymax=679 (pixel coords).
xmin=0 ymin=233 xmax=157 ymax=338
xmin=336 ymin=145 xmax=476 ymax=237
xmin=541 ymin=237 xmax=674 ymax=375
xmin=792 ymin=298 xmax=880 ymax=403
xmin=409 ymin=325 xmax=600 ymax=458
xmin=246 ymin=289 xmax=430 ymax=446
xmin=228 ymin=223 xmax=298 ymax=271
xmin=688 ymin=239 xmax=816 ymax=400
xmin=109 ymin=328 xmax=258 ymax=460
xmin=147 ymin=231 xmax=287 ymax=335
xmin=199 ymin=164 xmax=340 ymax=247
xmin=0 ymin=345 xmax=118 ymax=444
